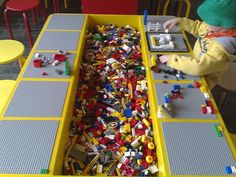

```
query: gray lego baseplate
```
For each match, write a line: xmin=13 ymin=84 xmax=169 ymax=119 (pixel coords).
xmin=161 ymin=122 xmax=236 ymax=176
xmin=36 ymin=31 xmax=80 ymax=51
xmin=0 ymin=120 xmax=58 ymax=174
xmin=154 ymin=83 xmax=217 ymax=119
xmin=4 ymin=81 xmax=69 ymax=117
xmin=47 ymin=14 xmax=85 ymax=30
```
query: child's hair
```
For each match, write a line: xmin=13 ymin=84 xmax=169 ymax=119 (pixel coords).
xmin=197 ymin=0 xmax=236 ymax=28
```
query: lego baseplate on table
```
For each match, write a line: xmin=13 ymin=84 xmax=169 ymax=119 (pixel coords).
xmin=146 ymin=32 xmax=189 ymax=52
xmin=161 ymin=122 xmax=236 ymax=176
xmin=0 ymin=120 xmax=58 ymax=174
xmin=46 ymin=14 xmax=85 ymax=30
xmin=22 ymin=52 xmax=76 ymax=78
xmin=4 ymin=81 xmax=69 ymax=117
xmin=36 ymin=31 xmax=81 ymax=51
xmin=154 ymin=83 xmax=217 ymax=119
xmin=149 ymin=54 xmax=200 ymax=81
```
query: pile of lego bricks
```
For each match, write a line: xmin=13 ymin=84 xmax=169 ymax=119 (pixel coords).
xmin=63 ymin=24 xmax=158 ymax=176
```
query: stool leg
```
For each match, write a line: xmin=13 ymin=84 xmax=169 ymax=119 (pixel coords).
xmin=31 ymin=9 xmax=37 ymax=25
xmin=18 ymin=56 xmax=26 ymax=69
xmin=56 ymin=0 xmax=59 ymax=12
xmin=41 ymin=4 xmax=47 ymax=22
xmin=4 ymin=8 xmax=14 ymax=39
xmin=53 ymin=0 xmax=59 ymax=13
xmin=22 ymin=12 xmax=33 ymax=48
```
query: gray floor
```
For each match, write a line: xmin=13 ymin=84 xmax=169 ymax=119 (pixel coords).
xmin=0 ymin=0 xmax=235 ymax=133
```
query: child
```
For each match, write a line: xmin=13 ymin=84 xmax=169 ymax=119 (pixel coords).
xmin=159 ymin=0 xmax=236 ymax=89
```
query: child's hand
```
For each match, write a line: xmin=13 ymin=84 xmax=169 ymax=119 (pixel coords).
xmin=163 ymin=18 xmax=180 ymax=31
xmin=159 ymin=55 xmax=170 ymax=63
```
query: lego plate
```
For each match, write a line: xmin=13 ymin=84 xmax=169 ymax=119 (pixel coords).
xmin=4 ymin=81 xmax=69 ymax=117
xmin=146 ymin=32 xmax=189 ymax=52
xmin=154 ymin=83 xmax=217 ymax=119
xmin=161 ymin=122 xmax=235 ymax=176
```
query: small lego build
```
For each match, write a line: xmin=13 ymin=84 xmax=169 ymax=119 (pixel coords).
xmin=145 ymin=22 xmax=161 ymax=32
xmin=146 ymin=32 xmax=189 ymax=52
xmin=157 ymin=84 xmax=215 ymax=119
xmin=151 ymin=34 xmax=174 ymax=50
xmin=158 ymin=92 xmax=174 ymax=118
xmin=199 ymin=84 xmax=215 ymax=115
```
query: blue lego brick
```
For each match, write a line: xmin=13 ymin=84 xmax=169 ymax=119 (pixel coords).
xmin=124 ymin=108 xmax=132 ymax=117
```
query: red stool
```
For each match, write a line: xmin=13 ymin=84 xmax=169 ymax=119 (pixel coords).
xmin=4 ymin=0 xmax=46 ymax=48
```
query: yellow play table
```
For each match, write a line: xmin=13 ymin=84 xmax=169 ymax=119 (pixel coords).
xmin=0 ymin=14 xmax=235 ymax=177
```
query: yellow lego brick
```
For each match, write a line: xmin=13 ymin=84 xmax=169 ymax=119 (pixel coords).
xmin=110 ymin=111 xmax=122 ymax=120
xmin=116 ymin=168 xmax=122 ymax=177
xmin=141 ymin=135 xmax=153 ymax=143
xmin=92 ymin=137 xmax=99 ymax=146
xmin=142 ymin=118 xmax=150 ymax=127
xmin=218 ymin=125 xmax=223 ymax=132
xmin=200 ymin=85 xmax=207 ymax=93
xmin=124 ymin=123 xmax=131 ymax=133
xmin=151 ymin=36 xmax=156 ymax=46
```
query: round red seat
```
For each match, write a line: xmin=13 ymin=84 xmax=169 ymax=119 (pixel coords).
xmin=6 ymin=0 xmax=40 ymax=11
xmin=4 ymin=0 xmax=46 ymax=48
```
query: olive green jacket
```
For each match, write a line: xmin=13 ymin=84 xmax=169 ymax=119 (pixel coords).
xmin=167 ymin=18 xmax=236 ymax=89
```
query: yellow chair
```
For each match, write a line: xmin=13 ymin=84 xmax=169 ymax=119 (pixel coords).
xmin=157 ymin=0 xmax=191 ymax=18
xmin=44 ymin=0 xmax=68 ymax=10
xmin=0 ymin=80 xmax=16 ymax=113
xmin=0 ymin=39 xmax=26 ymax=69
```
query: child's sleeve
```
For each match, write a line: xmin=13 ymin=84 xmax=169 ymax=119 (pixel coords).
xmin=179 ymin=18 xmax=204 ymax=37
xmin=166 ymin=45 xmax=229 ymax=76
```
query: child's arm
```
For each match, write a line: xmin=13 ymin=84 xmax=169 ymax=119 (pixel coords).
xmin=179 ymin=18 xmax=205 ymax=37
xmin=161 ymin=46 xmax=228 ymax=76
xmin=164 ymin=18 xmax=205 ymax=37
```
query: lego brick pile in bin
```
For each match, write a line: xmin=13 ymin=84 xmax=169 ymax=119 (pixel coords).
xmin=64 ymin=24 xmax=158 ymax=176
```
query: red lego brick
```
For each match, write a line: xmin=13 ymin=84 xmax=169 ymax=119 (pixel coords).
xmin=201 ymin=105 xmax=207 ymax=114
xmin=54 ymin=53 xmax=66 ymax=62
xmin=33 ymin=59 xmax=43 ymax=68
